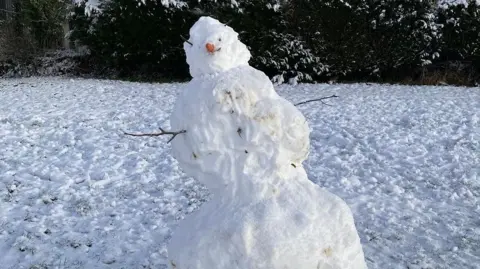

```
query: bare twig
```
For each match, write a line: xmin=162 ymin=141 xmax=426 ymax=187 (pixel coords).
xmin=124 ymin=128 xmax=186 ymax=143
xmin=294 ymin=95 xmax=339 ymax=106
xmin=180 ymin=35 xmax=192 ymax=46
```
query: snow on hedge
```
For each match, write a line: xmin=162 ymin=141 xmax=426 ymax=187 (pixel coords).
xmin=438 ymin=0 xmax=480 ymax=8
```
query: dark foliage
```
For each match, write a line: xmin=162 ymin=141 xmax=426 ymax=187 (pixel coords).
xmin=64 ymin=0 xmax=479 ymax=85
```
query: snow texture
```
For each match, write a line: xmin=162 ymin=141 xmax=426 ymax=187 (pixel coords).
xmin=438 ymin=0 xmax=480 ymax=8
xmin=167 ymin=16 xmax=367 ymax=269
xmin=74 ymin=0 xmax=101 ymax=15
xmin=0 ymin=77 xmax=479 ymax=269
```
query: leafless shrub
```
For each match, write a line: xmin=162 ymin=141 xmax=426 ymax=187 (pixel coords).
xmin=0 ymin=0 xmax=69 ymax=63
xmin=416 ymin=61 xmax=479 ymax=86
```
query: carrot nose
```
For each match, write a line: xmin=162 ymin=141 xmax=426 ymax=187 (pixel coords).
xmin=206 ymin=43 xmax=216 ymax=53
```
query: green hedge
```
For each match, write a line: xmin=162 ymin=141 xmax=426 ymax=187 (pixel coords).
xmin=69 ymin=0 xmax=480 ymax=84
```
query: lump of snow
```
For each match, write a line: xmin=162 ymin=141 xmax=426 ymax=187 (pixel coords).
xmin=167 ymin=16 xmax=367 ymax=269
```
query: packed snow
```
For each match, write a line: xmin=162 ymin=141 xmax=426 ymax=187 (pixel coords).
xmin=168 ymin=16 xmax=366 ymax=269
xmin=182 ymin=17 xmax=251 ymax=78
xmin=0 ymin=77 xmax=479 ymax=269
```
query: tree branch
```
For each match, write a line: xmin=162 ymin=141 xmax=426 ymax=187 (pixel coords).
xmin=124 ymin=128 xmax=186 ymax=143
xmin=294 ymin=95 xmax=339 ymax=106
xmin=180 ymin=35 xmax=192 ymax=46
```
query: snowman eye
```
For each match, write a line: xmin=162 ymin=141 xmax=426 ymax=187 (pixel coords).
xmin=218 ymin=38 xmax=222 ymax=42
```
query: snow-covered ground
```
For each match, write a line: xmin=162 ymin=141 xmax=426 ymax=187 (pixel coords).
xmin=0 ymin=77 xmax=478 ymax=269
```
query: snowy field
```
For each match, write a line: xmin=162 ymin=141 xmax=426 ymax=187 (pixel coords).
xmin=0 ymin=77 xmax=479 ymax=269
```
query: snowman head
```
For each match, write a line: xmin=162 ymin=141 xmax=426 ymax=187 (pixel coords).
xmin=184 ymin=16 xmax=251 ymax=78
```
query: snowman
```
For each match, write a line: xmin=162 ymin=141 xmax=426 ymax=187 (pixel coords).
xmin=166 ymin=16 xmax=367 ymax=269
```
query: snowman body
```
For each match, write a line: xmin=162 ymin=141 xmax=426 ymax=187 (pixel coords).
xmin=167 ymin=16 xmax=367 ymax=269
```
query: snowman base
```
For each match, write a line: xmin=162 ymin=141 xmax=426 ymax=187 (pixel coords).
xmin=167 ymin=167 xmax=367 ymax=269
